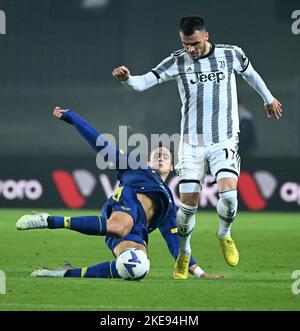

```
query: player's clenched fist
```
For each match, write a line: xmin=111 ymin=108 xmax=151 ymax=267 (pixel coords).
xmin=112 ymin=66 xmax=131 ymax=81
xmin=53 ymin=106 xmax=68 ymax=119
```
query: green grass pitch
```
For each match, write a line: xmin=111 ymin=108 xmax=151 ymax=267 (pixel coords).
xmin=0 ymin=209 xmax=300 ymax=311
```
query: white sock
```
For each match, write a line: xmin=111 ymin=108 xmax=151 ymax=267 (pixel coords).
xmin=177 ymin=203 xmax=197 ymax=255
xmin=217 ymin=190 xmax=238 ymax=238
xmin=218 ymin=219 xmax=232 ymax=238
xmin=191 ymin=266 xmax=205 ymax=278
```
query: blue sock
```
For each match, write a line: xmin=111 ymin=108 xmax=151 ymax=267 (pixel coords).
xmin=47 ymin=216 xmax=64 ymax=228
xmin=64 ymin=261 xmax=120 ymax=278
xmin=69 ymin=215 xmax=106 ymax=235
xmin=47 ymin=215 xmax=107 ymax=235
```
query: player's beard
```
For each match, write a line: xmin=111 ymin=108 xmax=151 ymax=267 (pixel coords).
xmin=190 ymin=42 xmax=211 ymax=60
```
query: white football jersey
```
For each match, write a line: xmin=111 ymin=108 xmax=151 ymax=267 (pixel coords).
xmin=151 ymin=44 xmax=249 ymax=145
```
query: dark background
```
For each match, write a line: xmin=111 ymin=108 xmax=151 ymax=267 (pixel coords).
xmin=0 ymin=0 xmax=299 ymax=157
xmin=0 ymin=0 xmax=299 ymax=210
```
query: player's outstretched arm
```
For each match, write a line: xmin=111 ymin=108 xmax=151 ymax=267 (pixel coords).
xmin=53 ymin=107 xmax=138 ymax=170
xmin=241 ymin=64 xmax=283 ymax=120
xmin=112 ymin=66 xmax=158 ymax=92
xmin=53 ymin=106 xmax=102 ymax=152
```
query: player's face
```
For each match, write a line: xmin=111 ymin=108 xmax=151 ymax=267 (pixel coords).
xmin=149 ymin=147 xmax=173 ymax=176
xmin=180 ymin=30 xmax=209 ymax=60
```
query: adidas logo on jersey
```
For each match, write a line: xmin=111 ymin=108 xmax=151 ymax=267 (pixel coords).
xmin=190 ymin=71 xmax=225 ymax=85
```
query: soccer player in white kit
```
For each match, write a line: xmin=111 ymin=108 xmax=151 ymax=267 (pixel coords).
xmin=112 ymin=16 xmax=283 ymax=279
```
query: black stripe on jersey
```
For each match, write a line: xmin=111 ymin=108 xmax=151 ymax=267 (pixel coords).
xmin=155 ymin=57 xmax=176 ymax=75
xmin=224 ymin=50 xmax=233 ymax=139
xmin=215 ymin=168 xmax=239 ymax=178
xmin=179 ymin=205 xmax=197 ymax=215
xmin=194 ymin=61 xmax=204 ymax=135
xmin=208 ymin=55 xmax=220 ymax=144
xmin=215 ymin=44 xmax=235 ymax=49
xmin=240 ymin=59 xmax=250 ymax=73
xmin=179 ymin=179 xmax=201 ymax=185
xmin=234 ymin=49 xmax=248 ymax=72
xmin=151 ymin=70 xmax=160 ymax=80
xmin=173 ymin=48 xmax=186 ymax=57
xmin=177 ymin=56 xmax=190 ymax=137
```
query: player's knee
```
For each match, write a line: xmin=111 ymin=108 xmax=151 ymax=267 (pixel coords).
xmin=217 ymin=177 xmax=237 ymax=192
xmin=107 ymin=218 xmax=132 ymax=238
xmin=180 ymin=192 xmax=199 ymax=207
xmin=217 ymin=190 xmax=238 ymax=223
xmin=114 ymin=226 xmax=131 ymax=238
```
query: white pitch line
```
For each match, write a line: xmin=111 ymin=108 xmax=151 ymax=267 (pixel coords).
xmin=0 ymin=303 xmax=245 ymax=311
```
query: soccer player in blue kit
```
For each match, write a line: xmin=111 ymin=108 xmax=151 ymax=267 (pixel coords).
xmin=16 ymin=107 xmax=223 ymax=280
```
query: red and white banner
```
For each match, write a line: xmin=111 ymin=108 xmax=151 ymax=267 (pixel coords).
xmin=0 ymin=156 xmax=299 ymax=211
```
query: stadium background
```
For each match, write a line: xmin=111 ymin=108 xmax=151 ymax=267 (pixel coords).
xmin=0 ymin=0 xmax=299 ymax=211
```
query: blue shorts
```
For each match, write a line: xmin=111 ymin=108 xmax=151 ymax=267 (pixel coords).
xmin=102 ymin=186 xmax=149 ymax=254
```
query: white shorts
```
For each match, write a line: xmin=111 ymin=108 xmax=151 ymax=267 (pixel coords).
xmin=175 ymin=138 xmax=241 ymax=192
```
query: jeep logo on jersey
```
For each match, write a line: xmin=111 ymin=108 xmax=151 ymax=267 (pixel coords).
xmin=190 ymin=71 xmax=225 ymax=85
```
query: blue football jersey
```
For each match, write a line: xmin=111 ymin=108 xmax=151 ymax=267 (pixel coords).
xmin=62 ymin=109 xmax=175 ymax=232
xmin=118 ymin=168 xmax=175 ymax=232
xmin=61 ymin=110 xmax=196 ymax=267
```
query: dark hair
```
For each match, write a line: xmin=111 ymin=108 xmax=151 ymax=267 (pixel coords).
xmin=179 ymin=16 xmax=206 ymax=35
xmin=150 ymin=143 xmax=174 ymax=164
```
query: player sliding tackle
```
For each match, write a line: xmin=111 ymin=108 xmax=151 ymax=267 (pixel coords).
xmin=16 ymin=107 xmax=224 ymax=280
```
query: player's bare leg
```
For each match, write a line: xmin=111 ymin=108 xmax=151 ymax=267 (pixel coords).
xmin=217 ymin=177 xmax=239 ymax=267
